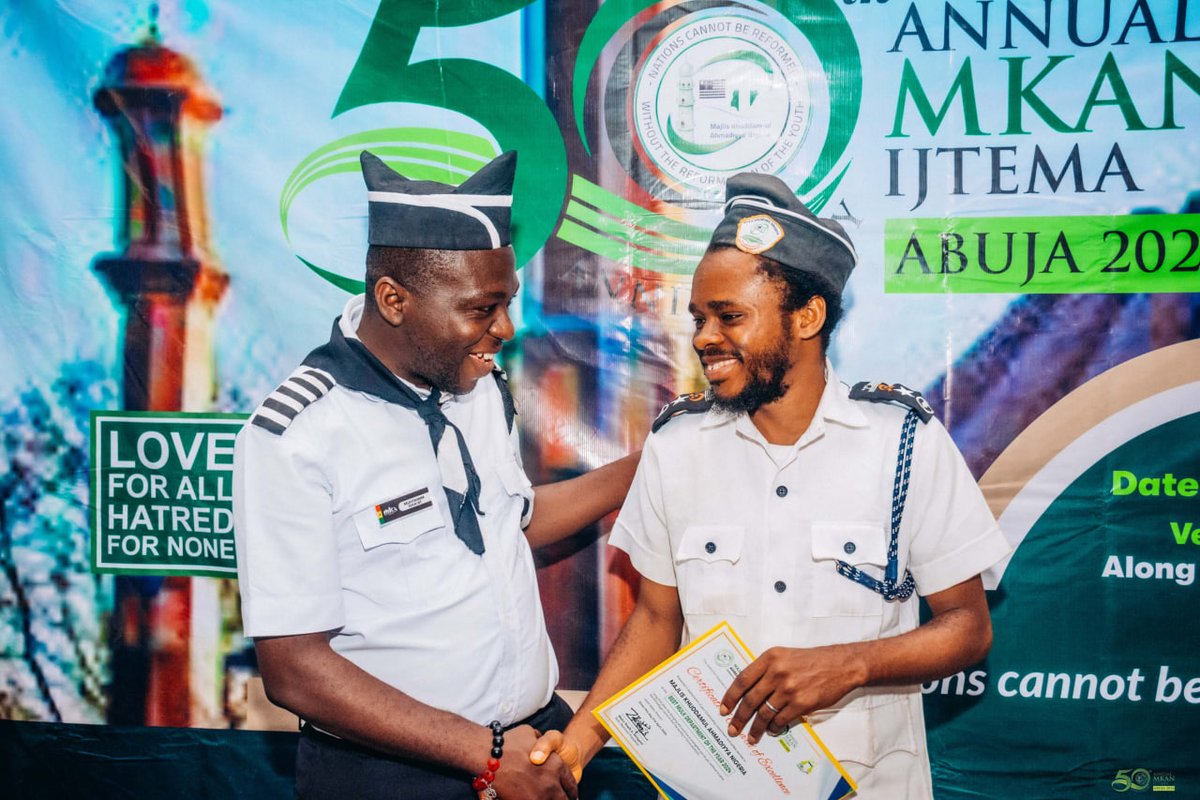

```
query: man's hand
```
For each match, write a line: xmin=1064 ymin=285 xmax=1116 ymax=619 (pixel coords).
xmin=528 ymin=729 xmax=585 ymax=782
xmin=491 ymin=724 xmax=579 ymax=800
xmin=720 ymin=577 xmax=995 ymax=745
xmin=719 ymin=645 xmax=866 ymax=745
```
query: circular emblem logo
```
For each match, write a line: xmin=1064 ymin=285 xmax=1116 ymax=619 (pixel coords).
xmin=735 ymin=214 xmax=784 ymax=254
xmin=629 ymin=8 xmax=825 ymax=199
xmin=582 ymin=0 xmax=859 ymax=215
xmin=715 ymin=649 xmax=736 ymax=668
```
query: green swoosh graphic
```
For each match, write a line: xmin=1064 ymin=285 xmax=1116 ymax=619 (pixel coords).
xmin=279 ymin=128 xmax=499 ymax=289
xmin=556 ymin=163 xmax=855 ymax=273
xmin=557 ymin=175 xmax=711 ymax=275
xmin=571 ymin=176 xmax=711 ymax=242
xmin=666 ymin=116 xmax=741 ymax=156
xmin=800 ymin=160 xmax=851 ymax=216
xmin=282 ymin=146 xmax=488 ymax=223
xmin=573 ymin=0 xmax=661 ymax=156
xmin=774 ymin=0 xmax=862 ymax=194
xmin=557 ymin=220 xmax=700 ymax=275
xmin=281 ymin=127 xmax=496 ymax=213
xmin=564 ymin=201 xmax=706 ymax=257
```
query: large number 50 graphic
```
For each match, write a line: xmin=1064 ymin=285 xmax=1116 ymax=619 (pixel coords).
xmin=281 ymin=0 xmax=568 ymax=289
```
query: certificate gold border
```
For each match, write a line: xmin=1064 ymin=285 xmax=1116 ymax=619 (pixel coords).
xmin=593 ymin=621 xmax=857 ymax=799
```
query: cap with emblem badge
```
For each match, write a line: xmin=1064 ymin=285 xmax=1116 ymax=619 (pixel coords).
xmin=709 ymin=172 xmax=858 ymax=294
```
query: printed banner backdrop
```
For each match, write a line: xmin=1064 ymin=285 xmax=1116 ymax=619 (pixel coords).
xmin=1 ymin=0 xmax=1198 ymax=796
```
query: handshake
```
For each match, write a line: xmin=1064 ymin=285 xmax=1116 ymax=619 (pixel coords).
xmin=485 ymin=633 xmax=856 ymax=800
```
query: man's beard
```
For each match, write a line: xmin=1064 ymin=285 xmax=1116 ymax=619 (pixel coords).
xmin=709 ymin=329 xmax=793 ymax=415
xmin=407 ymin=333 xmax=471 ymax=395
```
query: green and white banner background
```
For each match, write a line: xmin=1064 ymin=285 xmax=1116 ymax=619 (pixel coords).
xmin=1 ymin=1 xmax=1197 ymax=796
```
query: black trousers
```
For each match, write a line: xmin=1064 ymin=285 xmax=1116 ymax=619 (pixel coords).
xmin=295 ymin=694 xmax=574 ymax=800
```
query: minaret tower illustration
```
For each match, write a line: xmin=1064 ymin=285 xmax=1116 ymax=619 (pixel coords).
xmin=677 ymin=61 xmax=695 ymax=134
xmin=92 ymin=9 xmax=229 ymax=726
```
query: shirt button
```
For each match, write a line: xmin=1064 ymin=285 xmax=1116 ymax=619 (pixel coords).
xmin=775 ymin=485 xmax=788 ymax=497
xmin=774 ymin=580 xmax=787 ymax=593
xmin=500 ymin=703 xmax=513 ymax=714
xmin=705 ymin=541 xmax=717 ymax=554
xmin=844 ymin=541 xmax=857 ymax=555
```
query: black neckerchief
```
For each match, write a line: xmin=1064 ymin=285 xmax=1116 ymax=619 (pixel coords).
xmin=303 ymin=319 xmax=486 ymax=555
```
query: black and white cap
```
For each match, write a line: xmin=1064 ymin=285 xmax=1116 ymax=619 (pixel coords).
xmin=361 ymin=150 xmax=516 ymax=250
xmin=710 ymin=173 xmax=858 ymax=293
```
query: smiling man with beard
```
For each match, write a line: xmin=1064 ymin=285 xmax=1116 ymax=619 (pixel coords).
xmin=233 ymin=151 xmax=639 ymax=800
xmin=531 ymin=173 xmax=1011 ymax=798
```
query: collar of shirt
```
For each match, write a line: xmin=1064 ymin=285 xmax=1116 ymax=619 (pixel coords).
xmin=699 ymin=360 xmax=869 ymax=454
xmin=339 ymin=294 xmax=455 ymax=408
xmin=314 ymin=293 xmax=484 ymax=552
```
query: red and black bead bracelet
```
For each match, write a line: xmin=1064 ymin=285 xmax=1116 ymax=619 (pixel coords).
xmin=471 ymin=720 xmax=504 ymax=797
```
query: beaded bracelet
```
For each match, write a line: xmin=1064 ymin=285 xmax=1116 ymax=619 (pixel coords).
xmin=472 ymin=720 xmax=504 ymax=798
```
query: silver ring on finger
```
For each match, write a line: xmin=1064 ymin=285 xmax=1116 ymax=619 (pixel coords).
xmin=763 ymin=699 xmax=781 ymax=714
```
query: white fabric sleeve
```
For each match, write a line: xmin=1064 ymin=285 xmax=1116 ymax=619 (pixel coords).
xmin=608 ymin=436 xmax=678 ymax=587
xmin=904 ymin=418 xmax=1012 ymax=596
xmin=233 ymin=421 xmax=345 ymax=637
xmin=509 ymin=423 xmax=535 ymax=529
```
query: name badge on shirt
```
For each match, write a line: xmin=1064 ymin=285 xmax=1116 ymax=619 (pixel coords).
xmin=375 ymin=488 xmax=434 ymax=526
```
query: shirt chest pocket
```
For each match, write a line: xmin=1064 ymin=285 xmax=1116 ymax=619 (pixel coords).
xmin=809 ymin=522 xmax=888 ymax=619
xmin=674 ymin=525 xmax=747 ymax=617
xmin=352 ymin=487 xmax=445 ymax=551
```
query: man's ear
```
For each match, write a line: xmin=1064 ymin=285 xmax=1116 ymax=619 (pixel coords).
xmin=372 ymin=277 xmax=409 ymax=326
xmin=793 ymin=295 xmax=827 ymax=342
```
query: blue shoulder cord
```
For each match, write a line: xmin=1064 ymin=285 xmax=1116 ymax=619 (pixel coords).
xmin=834 ymin=409 xmax=918 ymax=602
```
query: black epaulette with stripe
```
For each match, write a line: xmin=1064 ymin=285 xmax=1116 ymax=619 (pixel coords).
xmin=848 ymin=381 xmax=934 ymax=423
xmin=250 ymin=367 xmax=336 ymax=435
xmin=651 ymin=390 xmax=713 ymax=433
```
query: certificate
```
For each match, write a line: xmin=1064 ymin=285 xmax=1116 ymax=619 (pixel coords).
xmin=594 ymin=622 xmax=856 ymax=800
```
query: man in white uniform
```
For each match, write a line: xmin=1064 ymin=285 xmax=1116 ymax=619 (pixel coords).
xmin=532 ymin=173 xmax=1011 ymax=797
xmin=234 ymin=151 xmax=638 ymax=799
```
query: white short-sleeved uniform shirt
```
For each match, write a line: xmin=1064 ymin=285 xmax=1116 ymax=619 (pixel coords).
xmin=610 ymin=366 xmax=1010 ymax=798
xmin=233 ymin=295 xmax=556 ymax=726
